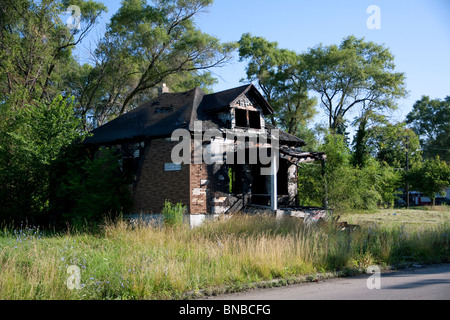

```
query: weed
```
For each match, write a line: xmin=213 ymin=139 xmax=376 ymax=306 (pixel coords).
xmin=0 ymin=210 xmax=448 ymax=299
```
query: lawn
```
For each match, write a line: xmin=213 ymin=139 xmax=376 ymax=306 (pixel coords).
xmin=0 ymin=208 xmax=448 ymax=300
xmin=340 ymin=206 xmax=450 ymax=229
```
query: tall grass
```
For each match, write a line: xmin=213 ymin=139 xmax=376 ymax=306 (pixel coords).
xmin=0 ymin=214 xmax=449 ymax=300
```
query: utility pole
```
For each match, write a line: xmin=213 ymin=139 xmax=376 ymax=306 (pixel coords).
xmin=405 ymin=137 xmax=410 ymax=209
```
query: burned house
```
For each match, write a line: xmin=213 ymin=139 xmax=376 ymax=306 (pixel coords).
xmin=84 ymin=84 xmax=327 ymax=225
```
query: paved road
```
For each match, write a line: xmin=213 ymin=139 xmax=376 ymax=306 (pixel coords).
xmin=209 ymin=264 xmax=450 ymax=300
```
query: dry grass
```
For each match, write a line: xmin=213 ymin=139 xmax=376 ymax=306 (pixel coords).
xmin=0 ymin=211 xmax=448 ymax=300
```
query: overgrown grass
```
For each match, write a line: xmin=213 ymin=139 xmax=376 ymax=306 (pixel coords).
xmin=0 ymin=211 xmax=449 ymax=300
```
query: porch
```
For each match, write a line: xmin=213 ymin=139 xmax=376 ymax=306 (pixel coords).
xmin=225 ymin=145 xmax=328 ymax=215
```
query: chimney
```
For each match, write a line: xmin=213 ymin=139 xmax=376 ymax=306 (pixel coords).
xmin=158 ymin=83 xmax=170 ymax=95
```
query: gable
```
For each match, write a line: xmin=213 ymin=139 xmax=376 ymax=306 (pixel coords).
xmin=192 ymin=84 xmax=272 ymax=132
xmin=232 ymin=92 xmax=264 ymax=130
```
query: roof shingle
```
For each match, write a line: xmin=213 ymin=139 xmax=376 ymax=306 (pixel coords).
xmin=83 ymin=84 xmax=305 ymax=147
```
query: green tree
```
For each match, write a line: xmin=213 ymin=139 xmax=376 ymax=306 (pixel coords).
xmin=0 ymin=0 xmax=106 ymax=107
xmin=320 ymin=134 xmax=379 ymax=211
xmin=407 ymin=157 xmax=450 ymax=206
xmin=351 ymin=108 xmax=388 ymax=167
xmin=0 ymin=96 xmax=86 ymax=224
xmin=406 ymin=96 xmax=450 ymax=163
xmin=363 ymin=158 xmax=402 ymax=208
xmin=352 ymin=112 xmax=371 ymax=168
xmin=238 ymin=33 xmax=317 ymax=136
xmin=298 ymin=132 xmax=403 ymax=210
xmin=50 ymin=146 xmax=132 ymax=227
xmin=302 ymin=35 xmax=408 ymax=132
xmin=366 ymin=122 xmax=422 ymax=169
xmin=79 ymin=0 xmax=236 ymax=124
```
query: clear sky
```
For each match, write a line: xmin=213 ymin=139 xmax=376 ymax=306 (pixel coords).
xmin=76 ymin=0 xmax=450 ymax=127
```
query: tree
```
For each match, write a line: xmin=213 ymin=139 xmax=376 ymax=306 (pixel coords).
xmin=302 ymin=35 xmax=408 ymax=132
xmin=79 ymin=0 xmax=236 ymax=124
xmin=351 ymin=110 xmax=372 ymax=168
xmin=0 ymin=95 xmax=86 ymax=224
xmin=0 ymin=0 xmax=107 ymax=107
xmin=238 ymin=33 xmax=317 ymax=137
xmin=298 ymin=133 xmax=401 ymax=210
xmin=352 ymin=110 xmax=395 ymax=167
xmin=406 ymin=96 xmax=450 ymax=163
xmin=50 ymin=146 xmax=133 ymax=227
xmin=366 ymin=122 xmax=422 ymax=169
xmin=407 ymin=157 xmax=450 ymax=206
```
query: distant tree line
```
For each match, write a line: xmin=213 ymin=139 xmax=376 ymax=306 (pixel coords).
xmin=238 ymin=34 xmax=450 ymax=209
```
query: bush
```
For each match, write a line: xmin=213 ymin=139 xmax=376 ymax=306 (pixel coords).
xmin=162 ymin=201 xmax=186 ymax=227
xmin=0 ymin=95 xmax=85 ymax=225
xmin=407 ymin=156 xmax=450 ymax=206
xmin=298 ymin=134 xmax=402 ymax=212
xmin=50 ymin=146 xmax=132 ymax=228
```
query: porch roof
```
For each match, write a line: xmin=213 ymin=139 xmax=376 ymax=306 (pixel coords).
xmin=279 ymin=146 xmax=327 ymax=165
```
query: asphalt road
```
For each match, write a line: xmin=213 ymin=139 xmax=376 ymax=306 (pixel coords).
xmin=209 ymin=264 xmax=450 ymax=300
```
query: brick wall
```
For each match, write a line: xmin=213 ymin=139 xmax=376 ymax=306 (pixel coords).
xmin=133 ymin=139 xmax=190 ymax=213
xmin=132 ymin=138 xmax=236 ymax=215
xmin=189 ymin=163 xmax=209 ymax=214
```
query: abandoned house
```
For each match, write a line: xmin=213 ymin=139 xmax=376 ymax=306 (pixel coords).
xmin=83 ymin=84 xmax=327 ymax=226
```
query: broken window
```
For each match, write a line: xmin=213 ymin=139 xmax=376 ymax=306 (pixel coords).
xmin=228 ymin=165 xmax=243 ymax=194
xmin=277 ymin=159 xmax=289 ymax=195
xmin=235 ymin=108 xmax=248 ymax=127
xmin=122 ymin=157 xmax=139 ymax=184
xmin=248 ymin=111 xmax=261 ymax=129
xmin=228 ymin=167 xmax=235 ymax=194
xmin=234 ymin=108 xmax=261 ymax=129
xmin=120 ymin=142 xmax=145 ymax=184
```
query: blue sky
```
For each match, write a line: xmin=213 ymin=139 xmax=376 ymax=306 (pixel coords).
xmin=76 ymin=0 xmax=450 ymax=127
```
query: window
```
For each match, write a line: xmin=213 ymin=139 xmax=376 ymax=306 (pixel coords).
xmin=122 ymin=157 xmax=139 ymax=184
xmin=235 ymin=108 xmax=248 ymax=127
xmin=234 ymin=108 xmax=261 ymax=129
xmin=119 ymin=142 xmax=145 ymax=184
xmin=248 ymin=111 xmax=261 ymax=129
xmin=228 ymin=165 xmax=243 ymax=194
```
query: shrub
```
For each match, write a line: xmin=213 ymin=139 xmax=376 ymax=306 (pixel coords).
xmin=0 ymin=95 xmax=85 ymax=225
xmin=162 ymin=201 xmax=186 ymax=227
xmin=298 ymin=134 xmax=402 ymax=212
xmin=407 ymin=156 xmax=450 ymax=206
xmin=50 ymin=146 xmax=132 ymax=228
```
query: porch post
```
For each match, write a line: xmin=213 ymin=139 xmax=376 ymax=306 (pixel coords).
xmin=271 ymin=153 xmax=278 ymax=211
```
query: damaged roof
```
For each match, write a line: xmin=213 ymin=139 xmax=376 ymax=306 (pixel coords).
xmin=280 ymin=146 xmax=327 ymax=164
xmin=83 ymin=84 xmax=305 ymax=147
xmin=84 ymin=87 xmax=200 ymax=145
xmin=197 ymin=84 xmax=273 ymax=116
